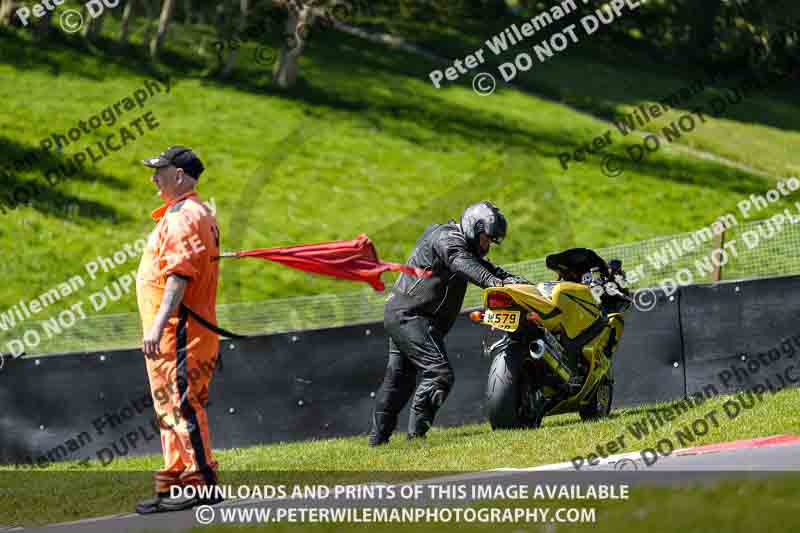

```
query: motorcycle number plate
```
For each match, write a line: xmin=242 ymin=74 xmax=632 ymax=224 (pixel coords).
xmin=483 ymin=310 xmax=521 ymax=332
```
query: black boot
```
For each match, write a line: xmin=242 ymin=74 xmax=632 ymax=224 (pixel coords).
xmin=407 ymin=403 xmax=435 ymax=439
xmin=135 ymin=492 xmax=170 ymax=514
xmin=368 ymin=433 xmax=390 ymax=447
xmin=136 ymin=486 xmax=225 ymax=514
xmin=368 ymin=411 xmax=395 ymax=447
xmin=408 ymin=375 xmax=451 ymax=439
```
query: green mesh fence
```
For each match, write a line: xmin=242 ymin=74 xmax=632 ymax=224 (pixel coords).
xmin=4 ymin=216 xmax=799 ymax=357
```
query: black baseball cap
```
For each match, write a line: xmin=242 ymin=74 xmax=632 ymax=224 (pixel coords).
xmin=142 ymin=146 xmax=205 ymax=179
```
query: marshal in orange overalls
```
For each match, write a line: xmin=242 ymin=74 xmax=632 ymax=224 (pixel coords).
xmin=136 ymin=191 xmax=221 ymax=492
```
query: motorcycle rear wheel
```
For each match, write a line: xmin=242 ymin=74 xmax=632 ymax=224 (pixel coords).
xmin=486 ymin=347 xmax=542 ymax=430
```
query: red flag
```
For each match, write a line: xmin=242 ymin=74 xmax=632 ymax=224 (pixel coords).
xmin=221 ymin=234 xmax=430 ymax=291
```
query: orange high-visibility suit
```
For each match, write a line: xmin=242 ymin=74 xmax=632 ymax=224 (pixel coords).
xmin=136 ymin=191 xmax=221 ymax=493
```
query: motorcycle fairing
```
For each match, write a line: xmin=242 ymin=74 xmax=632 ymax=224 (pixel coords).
xmin=482 ymin=283 xmax=626 ymax=417
xmin=486 ymin=282 xmax=601 ymax=339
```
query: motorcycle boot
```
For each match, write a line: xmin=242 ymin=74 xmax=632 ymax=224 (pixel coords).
xmin=368 ymin=410 xmax=395 ymax=447
xmin=408 ymin=385 xmax=450 ymax=438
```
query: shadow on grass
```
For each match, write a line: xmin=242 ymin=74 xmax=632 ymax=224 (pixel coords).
xmin=0 ymin=22 xmax=783 ymax=202
xmin=363 ymin=13 xmax=800 ymax=136
xmin=541 ymin=417 xmax=592 ymax=430
xmin=0 ymin=25 xmax=170 ymax=82
xmin=433 ymin=428 xmax=490 ymax=440
xmin=613 ymin=396 xmax=713 ymax=422
xmin=0 ymin=137 xmax=130 ymax=222
xmin=232 ymin=32 xmax=777 ymax=198
xmin=510 ymin=46 xmax=800 ymax=137
xmin=5 ymin=14 xmax=799 ymax=139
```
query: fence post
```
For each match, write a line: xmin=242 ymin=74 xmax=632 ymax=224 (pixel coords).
xmin=711 ymin=228 xmax=726 ymax=282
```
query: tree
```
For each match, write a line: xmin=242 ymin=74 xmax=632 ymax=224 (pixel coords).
xmin=220 ymin=0 xmax=251 ymax=77
xmin=0 ymin=0 xmax=20 ymax=26
xmin=119 ymin=0 xmax=138 ymax=44
xmin=82 ymin=6 xmax=107 ymax=39
xmin=271 ymin=0 xmax=317 ymax=89
xmin=273 ymin=2 xmax=310 ymax=88
xmin=150 ymin=0 xmax=177 ymax=59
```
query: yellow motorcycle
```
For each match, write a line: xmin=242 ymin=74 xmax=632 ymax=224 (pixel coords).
xmin=470 ymin=248 xmax=631 ymax=429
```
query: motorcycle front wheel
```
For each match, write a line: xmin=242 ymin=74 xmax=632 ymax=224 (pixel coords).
xmin=579 ymin=377 xmax=614 ymax=421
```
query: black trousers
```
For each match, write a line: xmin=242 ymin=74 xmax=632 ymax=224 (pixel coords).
xmin=371 ymin=310 xmax=454 ymax=438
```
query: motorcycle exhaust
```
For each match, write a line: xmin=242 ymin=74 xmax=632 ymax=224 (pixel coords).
xmin=529 ymin=338 xmax=573 ymax=383
xmin=529 ymin=339 xmax=547 ymax=359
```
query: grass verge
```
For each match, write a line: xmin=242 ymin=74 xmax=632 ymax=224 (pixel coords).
xmin=1 ymin=386 xmax=799 ymax=527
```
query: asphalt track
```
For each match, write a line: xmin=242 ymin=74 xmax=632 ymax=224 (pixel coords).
xmin=5 ymin=435 xmax=797 ymax=533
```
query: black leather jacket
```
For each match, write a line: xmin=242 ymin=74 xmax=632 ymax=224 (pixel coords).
xmin=385 ymin=221 xmax=513 ymax=334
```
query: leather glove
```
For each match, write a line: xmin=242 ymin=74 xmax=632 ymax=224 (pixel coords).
xmin=488 ymin=277 xmax=505 ymax=288
xmin=503 ymin=275 xmax=531 ymax=285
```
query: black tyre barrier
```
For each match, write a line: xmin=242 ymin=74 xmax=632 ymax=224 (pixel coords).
xmin=3 ymin=275 xmax=800 ymax=466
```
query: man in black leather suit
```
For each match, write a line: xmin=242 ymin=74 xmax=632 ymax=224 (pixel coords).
xmin=368 ymin=201 xmax=528 ymax=446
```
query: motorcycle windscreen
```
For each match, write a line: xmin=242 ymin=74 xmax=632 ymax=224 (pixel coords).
xmin=546 ymin=248 xmax=609 ymax=277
